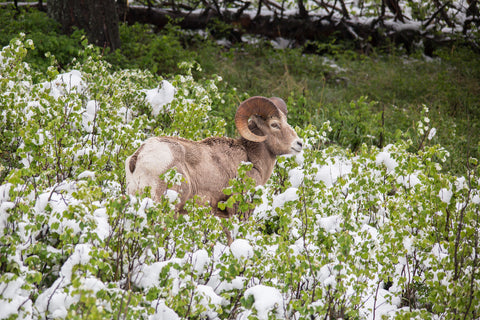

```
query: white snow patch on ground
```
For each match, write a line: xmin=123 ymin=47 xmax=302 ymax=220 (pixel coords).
xmin=143 ymin=80 xmax=175 ymax=116
xmin=34 ymin=244 xmax=92 ymax=318
xmin=439 ymin=188 xmax=453 ymax=204
xmin=242 ymin=285 xmax=284 ymax=319
xmin=272 ymin=187 xmax=299 ymax=208
xmin=196 ymin=284 xmax=226 ymax=318
xmin=288 ymin=167 xmax=304 ymax=188
xmin=191 ymin=249 xmax=210 ymax=274
xmin=362 ymin=287 xmax=401 ymax=320
xmin=43 ymin=70 xmax=85 ymax=99
xmin=315 ymin=158 xmax=352 ymax=187
xmin=230 ymin=239 xmax=254 ymax=261
xmin=82 ymin=100 xmax=98 ymax=133
xmin=149 ymin=300 xmax=180 ymax=320
xmin=318 ymin=214 xmax=342 ymax=233
xmin=376 ymin=150 xmax=398 ymax=173
xmin=0 ymin=275 xmax=32 ymax=320
xmin=93 ymin=208 xmax=110 ymax=241
xmin=397 ymin=174 xmax=421 ymax=188
xmin=132 ymin=258 xmax=182 ymax=290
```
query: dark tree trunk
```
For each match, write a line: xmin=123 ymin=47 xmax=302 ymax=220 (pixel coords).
xmin=117 ymin=0 xmax=129 ymax=22
xmin=384 ymin=0 xmax=404 ymax=22
xmin=297 ymin=0 xmax=308 ymax=19
xmin=47 ymin=0 xmax=121 ymax=50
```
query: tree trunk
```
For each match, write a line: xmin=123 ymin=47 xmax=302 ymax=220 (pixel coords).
xmin=47 ymin=0 xmax=121 ymax=50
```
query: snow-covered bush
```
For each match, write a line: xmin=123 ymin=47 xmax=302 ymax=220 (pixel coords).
xmin=1 ymin=35 xmax=479 ymax=320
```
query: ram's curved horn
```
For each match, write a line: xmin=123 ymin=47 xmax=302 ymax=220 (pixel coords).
xmin=235 ymin=96 xmax=280 ymax=142
xmin=269 ymin=97 xmax=288 ymax=116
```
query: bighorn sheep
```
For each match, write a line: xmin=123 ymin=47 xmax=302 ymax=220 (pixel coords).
xmin=125 ymin=96 xmax=303 ymax=217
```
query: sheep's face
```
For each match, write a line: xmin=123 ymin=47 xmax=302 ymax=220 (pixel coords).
xmin=252 ymin=113 xmax=303 ymax=156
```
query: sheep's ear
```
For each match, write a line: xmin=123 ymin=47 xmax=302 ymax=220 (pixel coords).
xmin=250 ymin=115 xmax=268 ymax=132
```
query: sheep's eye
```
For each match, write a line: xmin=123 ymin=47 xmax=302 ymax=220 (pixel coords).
xmin=271 ymin=122 xmax=280 ymax=129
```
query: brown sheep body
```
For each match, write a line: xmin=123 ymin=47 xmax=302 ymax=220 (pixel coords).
xmin=125 ymin=96 xmax=303 ymax=217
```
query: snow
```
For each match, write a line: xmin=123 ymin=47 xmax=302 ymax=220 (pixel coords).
xmin=288 ymin=167 xmax=304 ymax=188
xmin=362 ymin=288 xmax=401 ymax=320
xmin=196 ymin=284 xmax=226 ymax=318
xmin=272 ymin=187 xmax=299 ymax=208
xmin=473 ymin=194 xmax=480 ymax=204
xmin=165 ymin=189 xmax=179 ymax=203
xmin=230 ymin=239 xmax=254 ymax=261
xmin=0 ymin=200 xmax=15 ymax=236
xmin=214 ymin=276 xmax=246 ymax=293
xmin=34 ymin=244 xmax=93 ymax=318
xmin=143 ymin=80 xmax=175 ymax=116
xmin=0 ymin=275 xmax=32 ymax=320
xmin=315 ymin=159 xmax=352 ymax=187
xmin=439 ymin=188 xmax=453 ymax=204
xmin=375 ymin=150 xmax=398 ymax=173
xmin=191 ymin=249 xmax=210 ymax=274
xmin=93 ymin=208 xmax=110 ymax=241
xmin=59 ymin=243 xmax=92 ymax=282
xmin=397 ymin=174 xmax=421 ymax=188
xmin=132 ymin=258 xmax=183 ymax=290
xmin=149 ymin=300 xmax=180 ymax=320
xmin=318 ymin=214 xmax=342 ymax=233
xmin=243 ymin=285 xmax=284 ymax=319
xmin=270 ymin=38 xmax=295 ymax=49
xmin=43 ymin=70 xmax=85 ymax=99
xmin=82 ymin=100 xmax=98 ymax=133
xmin=78 ymin=170 xmax=95 ymax=179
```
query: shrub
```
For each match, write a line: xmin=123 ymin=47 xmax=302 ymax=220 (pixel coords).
xmin=1 ymin=35 xmax=479 ymax=320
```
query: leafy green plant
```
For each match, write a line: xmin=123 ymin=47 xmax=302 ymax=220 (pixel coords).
xmin=1 ymin=34 xmax=480 ymax=320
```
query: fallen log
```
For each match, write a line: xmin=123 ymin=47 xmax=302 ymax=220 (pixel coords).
xmin=1 ymin=2 xmax=477 ymax=54
xmin=124 ymin=5 xmax=447 ymax=54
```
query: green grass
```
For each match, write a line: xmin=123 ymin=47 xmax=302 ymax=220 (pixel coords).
xmin=190 ymin=40 xmax=480 ymax=172
xmin=1 ymin=7 xmax=479 ymax=173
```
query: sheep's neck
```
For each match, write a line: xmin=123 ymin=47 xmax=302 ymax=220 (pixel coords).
xmin=243 ymin=140 xmax=276 ymax=186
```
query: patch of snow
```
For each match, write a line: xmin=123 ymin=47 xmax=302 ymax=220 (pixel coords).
xmin=93 ymin=208 xmax=110 ymax=241
xmin=149 ymin=300 xmax=180 ymax=320
xmin=82 ymin=100 xmax=98 ymax=133
xmin=272 ymin=187 xmax=299 ymax=208
xmin=196 ymin=284 xmax=226 ymax=318
xmin=318 ymin=214 xmax=341 ymax=233
xmin=472 ymin=194 xmax=480 ymax=204
xmin=143 ymin=80 xmax=175 ymax=116
xmin=60 ymin=243 xmax=92 ymax=282
xmin=288 ymin=167 xmax=304 ymax=188
xmin=243 ymin=284 xmax=284 ymax=319
xmin=0 ymin=274 xmax=32 ymax=320
xmin=43 ymin=70 xmax=85 ymax=99
xmin=376 ymin=151 xmax=398 ymax=173
xmin=78 ymin=170 xmax=95 ymax=179
xmin=34 ymin=244 xmax=92 ymax=318
xmin=165 ymin=189 xmax=179 ymax=203
xmin=230 ymin=239 xmax=254 ymax=261
xmin=438 ymin=188 xmax=453 ymax=204
xmin=270 ymin=37 xmax=294 ymax=49
xmin=397 ymin=174 xmax=420 ymax=188
xmin=0 ymin=200 xmax=15 ymax=237
xmin=191 ymin=249 xmax=210 ymax=274
xmin=362 ymin=288 xmax=400 ymax=320
xmin=132 ymin=258 xmax=183 ymax=290
xmin=315 ymin=159 xmax=352 ymax=187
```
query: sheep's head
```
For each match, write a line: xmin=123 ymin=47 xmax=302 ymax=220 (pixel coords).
xmin=235 ymin=96 xmax=303 ymax=155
